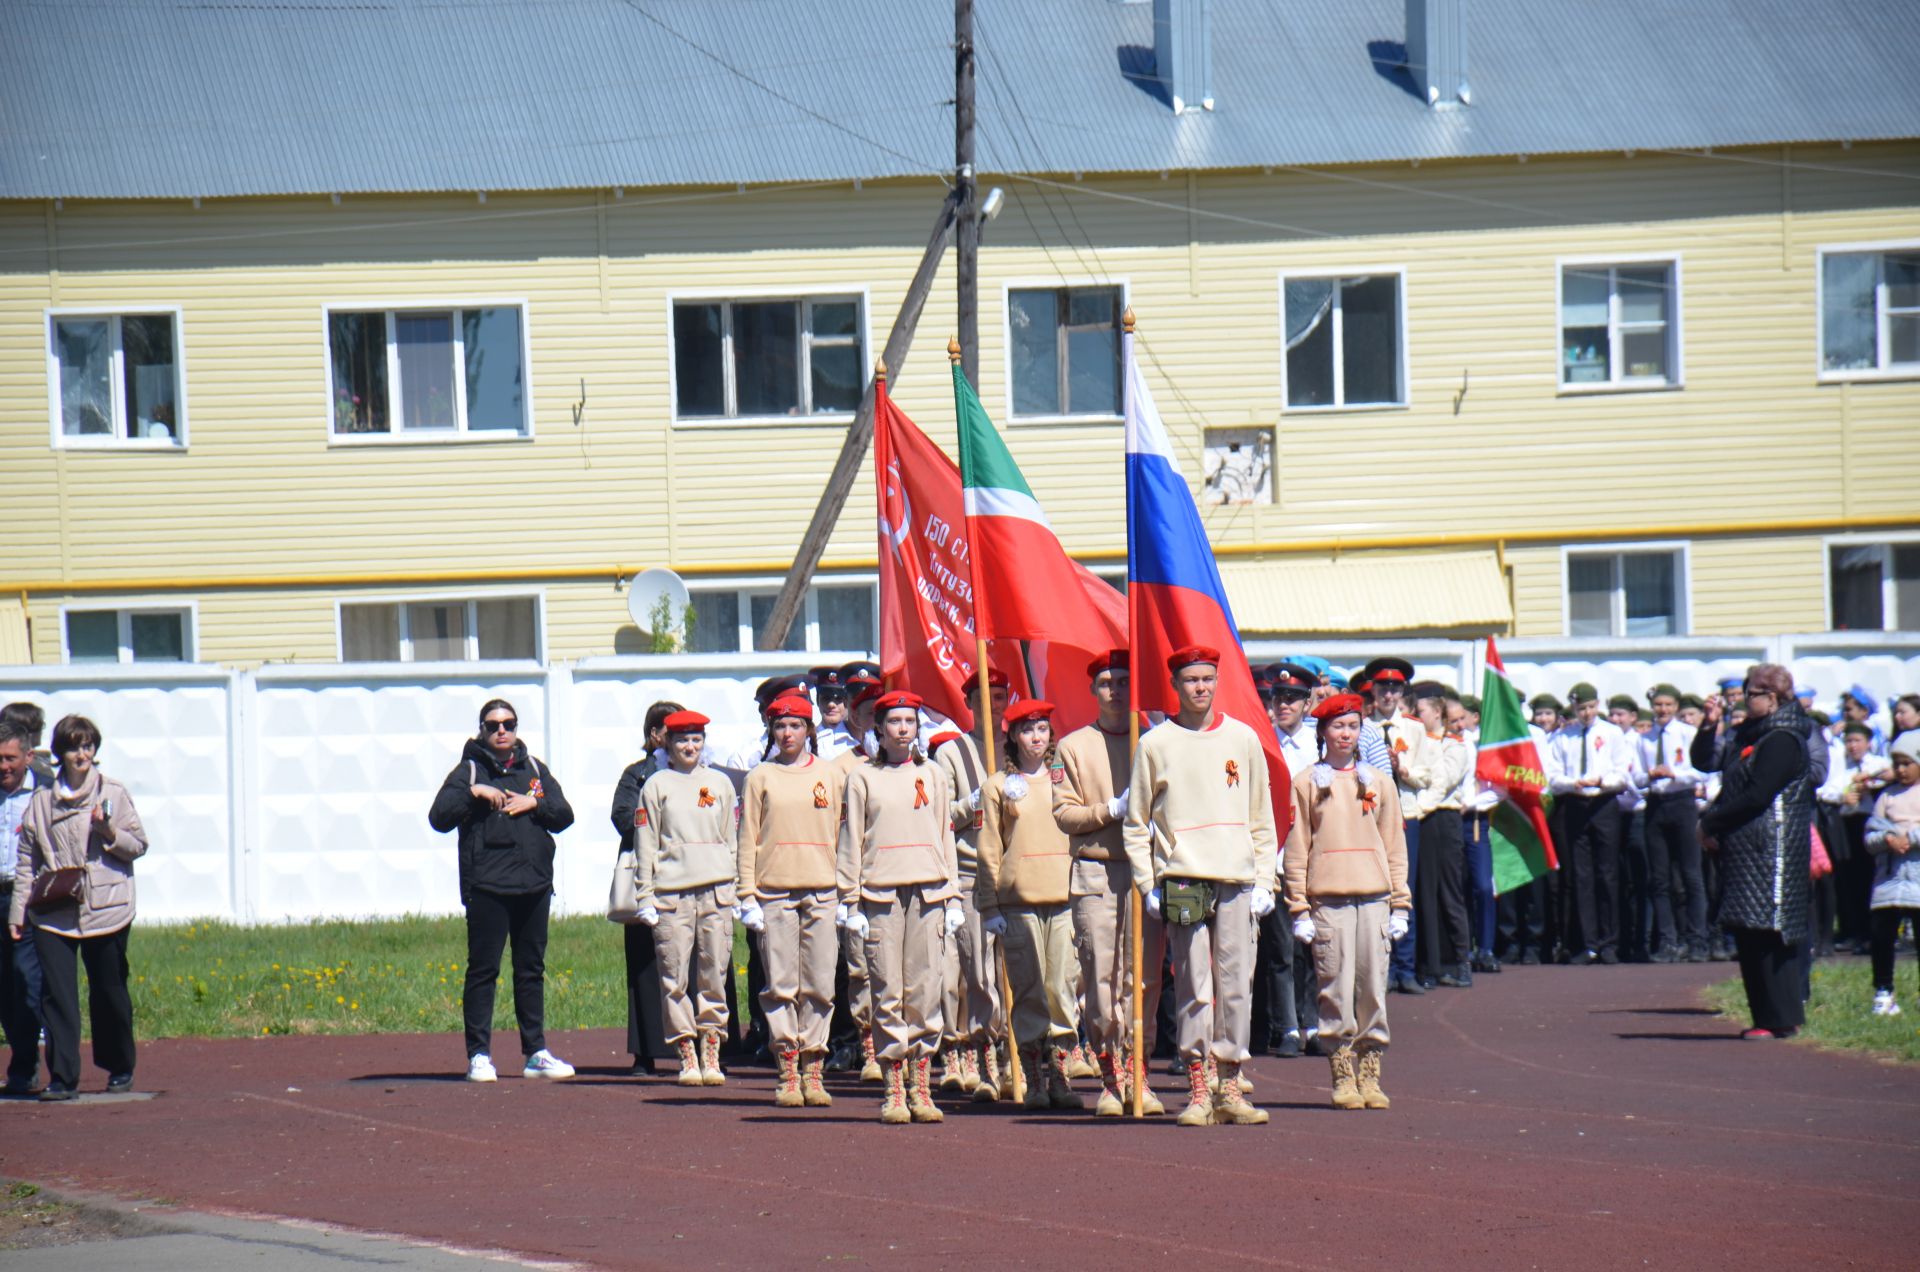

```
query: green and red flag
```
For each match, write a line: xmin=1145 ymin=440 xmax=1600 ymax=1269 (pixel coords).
xmin=1476 ymin=635 xmax=1559 ymax=894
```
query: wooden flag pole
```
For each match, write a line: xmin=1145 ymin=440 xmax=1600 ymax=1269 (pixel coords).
xmin=974 ymin=635 xmax=1024 ymax=1105
xmin=1123 ymin=306 xmax=1147 ymax=1119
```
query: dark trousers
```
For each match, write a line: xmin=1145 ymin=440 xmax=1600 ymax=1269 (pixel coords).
xmin=1462 ymin=811 xmax=1497 ymax=955
xmin=33 ymin=924 xmax=134 ymax=1089
xmin=463 ymin=888 xmax=550 ymax=1060
xmin=1416 ymin=809 xmax=1470 ymax=977
xmin=723 ymin=930 xmax=767 ymax=1057
xmin=1871 ymin=908 xmax=1920 ymax=993
xmin=1645 ymin=793 xmax=1703 ymax=951
xmin=1616 ymin=807 xmax=1649 ymax=960
xmin=1834 ymin=815 xmax=1876 ymax=947
xmin=2 ymin=920 xmax=44 ymax=1084
xmin=1390 ymin=816 xmax=1421 ymax=979
xmin=1496 ymin=875 xmax=1551 ymax=959
xmin=1733 ymin=927 xmax=1806 ymax=1033
xmin=1561 ymin=797 xmax=1621 ymax=957
xmin=623 ymin=922 xmax=671 ymax=1060
xmin=1251 ymin=904 xmax=1298 ymax=1045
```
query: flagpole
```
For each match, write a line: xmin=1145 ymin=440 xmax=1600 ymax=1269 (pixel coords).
xmin=1123 ymin=308 xmax=1146 ymax=1119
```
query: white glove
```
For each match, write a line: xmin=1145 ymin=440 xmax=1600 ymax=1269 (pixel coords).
xmin=1144 ymin=886 xmax=1162 ymax=920
xmin=834 ymin=902 xmax=850 ymax=928
xmin=1388 ymin=912 xmax=1409 ymax=942
xmin=636 ymin=904 xmax=659 ymax=928
xmin=1250 ymin=888 xmax=1276 ymax=920
xmin=943 ymin=900 xmax=966 ymax=937
xmin=736 ymin=899 xmax=766 ymax=933
xmin=1106 ymin=789 xmax=1129 ymax=821
xmin=981 ymin=912 xmax=1008 ymax=937
xmin=1292 ymin=915 xmax=1316 ymax=945
xmin=845 ymin=909 xmax=870 ymax=940
xmin=1004 ymin=772 xmax=1029 ymax=802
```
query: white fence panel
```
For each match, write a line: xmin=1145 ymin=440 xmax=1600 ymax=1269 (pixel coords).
xmin=1778 ymin=634 xmax=1920 ymax=714
xmin=1488 ymin=638 xmax=1772 ymax=705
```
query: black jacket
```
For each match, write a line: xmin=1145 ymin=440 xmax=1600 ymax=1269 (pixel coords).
xmin=609 ymin=751 xmax=664 ymax=856
xmin=1699 ymin=703 xmax=1814 ymax=940
xmin=429 ymin=738 xmax=575 ymax=902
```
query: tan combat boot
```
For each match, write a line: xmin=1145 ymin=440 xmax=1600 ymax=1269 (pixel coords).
xmin=880 ymin=1058 xmax=911 ymax=1124
xmin=675 ymin=1037 xmax=702 ymax=1086
xmin=908 ymin=1054 xmax=944 ymax=1123
xmin=774 ymin=1048 xmax=803 ymax=1108
xmin=1175 ymin=1058 xmax=1214 ymax=1127
xmin=1356 ymin=1048 xmax=1391 ymax=1110
xmin=971 ymin=1040 xmax=1000 ymax=1103
xmin=859 ymin=1031 xmax=883 ymax=1083
xmin=1211 ymin=1060 xmax=1269 ymax=1125
xmin=801 ymin=1052 xmax=833 ymax=1107
xmin=938 ymin=1046 xmax=964 ymax=1091
xmin=1065 ymin=1043 xmax=1099 ymax=1080
xmin=1046 ymin=1045 xmax=1086 ymax=1111
xmin=1093 ymin=1050 xmax=1125 ymax=1117
xmin=956 ymin=1046 xmax=980 ymax=1093
xmin=1204 ymin=1052 xmax=1220 ymax=1095
xmin=1019 ymin=1045 xmax=1048 ymax=1110
xmin=1329 ymin=1045 xmax=1364 ymax=1110
xmin=1120 ymin=1052 xmax=1165 ymax=1115
xmin=698 ymin=1030 xmax=726 ymax=1086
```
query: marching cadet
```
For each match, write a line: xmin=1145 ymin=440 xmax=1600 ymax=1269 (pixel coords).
xmin=839 ymin=691 xmax=964 ymax=1125
xmin=929 ymin=670 xmax=1007 ymax=1097
xmin=1360 ymin=657 xmax=1433 ymax=995
xmin=1124 ymin=646 xmax=1278 ymax=1128
xmin=1056 ymin=651 xmax=1166 ymax=1115
xmin=1547 ymin=683 xmax=1631 ymax=964
xmin=830 ymin=673 xmax=885 ymax=1081
xmin=1260 ymin=662 xmax=1322 ymax=1056
xmin=977 ymin=700 xmax=1082 ymax=1111
xmin=634 ymin=711 xmax=739 ymax=1087
xmin=1284 ymin=694 xmax=1410 ymax=1110
xmin=737 ymin=693 xmax=841 ymax=1108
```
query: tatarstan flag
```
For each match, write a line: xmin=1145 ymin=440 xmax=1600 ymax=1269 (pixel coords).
xmin=1476 ymin=635 xmax=1558 ymax=893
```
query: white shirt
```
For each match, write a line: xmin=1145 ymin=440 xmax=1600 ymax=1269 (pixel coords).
xmin=1818 ymin=752 xmax=1891 ymax=807
xmin=1616 ymin=728 xmax=1649 ymax=812
xmin=1273 ymin=719 xmax=1317 ymax=774
xmin=1641 ymin=717 xmax=1702 ymax=797
xmin=0 ymin=770 xmax=41 ymax=880
xmin=1546 ymin=717 xmax=1631 ymax=796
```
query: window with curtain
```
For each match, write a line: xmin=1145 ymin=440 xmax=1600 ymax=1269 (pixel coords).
xmin=685 ymin=583 xmax=879 ymax=653
xmin=50 ymin=313 xmax=184 ymax=444
xmin=1282 ymin=274 xmax=1404 ymax=408
xmin=1820 ymin=247 xmax=1920 ymax=376
xmin=671 ymin=296 xmax=864 ymax=420
xmin=338 ymin=596 xmax=539 ymax=661
xmin=327 ymin=306 xmax=527 ymax=437
xmin=1560 ymin=262 xmax=1678 ymax=387
xmin=1828 ymin=543 xmax=1920 ymax=631
xmin=1008 ymin=286 xmax=1122 ymax=418
xmin=1565 ymin=551 xmax=1684 ymax=637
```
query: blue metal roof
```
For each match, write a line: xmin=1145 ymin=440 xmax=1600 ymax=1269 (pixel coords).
xmin=2 ymin=0 xmax=1916 ymax=199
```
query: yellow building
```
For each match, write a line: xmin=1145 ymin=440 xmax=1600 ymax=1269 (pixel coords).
xmin=3 ymin=0 xmax=1918 ymax=669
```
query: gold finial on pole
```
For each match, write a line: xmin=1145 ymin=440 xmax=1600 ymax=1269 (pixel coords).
xmin=874 ymin=356 xmax=888 ymax=382
xmin=947 ymin=336 xmax=963 ymax=364
xmin=1122 ymin=306 xmax=1136 ymax=334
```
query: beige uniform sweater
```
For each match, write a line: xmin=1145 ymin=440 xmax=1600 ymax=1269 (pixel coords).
xmin=933 ymin=732 xmax=989 ymax=864
xmin=1416 ymin=734 xmax=1474 ymax=815
xmin=1053 ymin=721 xmax=1131 ymax=861
xmin=1282 ymin=764 xmax=1411 ymax=916
xmin=838 ymin=758 xmax=960 ymax=905
xmin=636 ymin=765 xmax=738 ymax=905
xmin=976 ymin=768 xmax=1073 ymax=912
xmin=1123 ymin=715 xmax=1278 ymax=891
xmin=738 ymin=755 xmax=843 ymax=897
xmin=1382 ymin=714 xmax=1434 ymax=813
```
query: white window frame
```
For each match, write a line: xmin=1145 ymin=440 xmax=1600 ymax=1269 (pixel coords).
xmin=1559 ymin=541 xmax=1692 ymax=638
xmin=684 ymin=574 xmax=880 ymax=654
xmin=1276 ymin=267 xmax=1410 ymax=412
xmin=45 ymin=306 xmax=189 ymax=449
xmin=321 ymin=299 xmax=535 ymax=444
xmin=666 ymin=286 xmax=873 ymax=428
xmin=1816 ymin=239 xmax=1920 ymax=383
xmin=1554 ymin=254 xmax=1685 ymax=393
xmin=1001 ymin=277 xmax=1131 ymax=425
xmin=332 ymin=588 xmax=546 ymax=663
xmin=58 ymin=601 xmax=199 ymax=664
xmin=1822 ymin=531 xmax=1920 ymax=632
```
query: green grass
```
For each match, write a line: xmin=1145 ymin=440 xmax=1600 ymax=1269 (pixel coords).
xmin=1704 ymin=954 xmax=1920 ymax=1063
xmin=117 ymin=916 xmax=753 ymax=1041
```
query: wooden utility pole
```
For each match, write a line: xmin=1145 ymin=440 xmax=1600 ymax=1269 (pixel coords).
xmin=955 ymin=0 xmax=979 ymax=389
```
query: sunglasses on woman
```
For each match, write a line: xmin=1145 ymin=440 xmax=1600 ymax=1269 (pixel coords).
xmin=484 ymin=718 xmax=517 ymax=733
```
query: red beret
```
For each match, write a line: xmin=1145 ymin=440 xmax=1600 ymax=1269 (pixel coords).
xmin=1086 ymin=649 xmax=1130 ymax=679
xmin=764 ymin=694 xmax=813 ymax=722
xmin=662 ymin=710 xmax=710 ymax=733
xmin=1167 ymin=645 xmax=1222 ymax=673
xmin=1002 ymin=700 xmax=1055 ymax=725
xmin=873 ymin=690 xmax=924 ymax=715
xmin=970 ymin=668 xmax=1010 ymax=690
xmin=1311 ymin=693 xmax=1365 ymax=724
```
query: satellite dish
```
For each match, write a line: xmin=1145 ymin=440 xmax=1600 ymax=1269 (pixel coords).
xmin=628 ymin=567 xmax=691 ymax=634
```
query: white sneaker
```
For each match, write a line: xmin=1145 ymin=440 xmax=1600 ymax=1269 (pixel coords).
xmin=1871 ymin=990 xmax=1902 ymax=1017
xmin=467 ymin=1054 xmax=498 ymax=1083
xmin=522 ymin=1049 xmax=575 ymax=1079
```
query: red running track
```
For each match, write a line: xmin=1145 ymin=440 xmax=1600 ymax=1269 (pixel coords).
xmin=0 ymin=962 xmax=1915 ymax=1269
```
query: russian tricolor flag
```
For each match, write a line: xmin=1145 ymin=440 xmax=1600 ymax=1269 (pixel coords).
xmin=1125 ymin=326 xmax=1293 ymax=839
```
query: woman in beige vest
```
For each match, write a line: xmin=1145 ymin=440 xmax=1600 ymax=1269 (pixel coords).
xmin=738 ymin=693 xmax=842 ymax=1108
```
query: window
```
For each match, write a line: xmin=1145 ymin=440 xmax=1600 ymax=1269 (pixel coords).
xmin=1829 ymin=543 xmax=1920 ymax=631
xmin=672 ymin=296 xmax=864 ymax=420
xmin=48 ymin=311 xmax=184 ymax=445
xmin=1565 ymin=549 xmax=1686 ymax=638
xmin=1820 ymin=246 xmax=1920 ymax=377
xmin=63 ymin=608 xmax=192 ymax=663
xmin=1559 ymin=260 xmax=1680 ymax=388
xmin=327 ymin=306 xmax=528 ymax=437
xmin=1281 ymin=273 xmax=1405 ymax=409
xmin=684 ymin=582 xmax=877 ymax=654
xmin=338 ymin=596 xmax=540 ymax=662
xmin=1007 ymin=285 xmax=1123 ymax=418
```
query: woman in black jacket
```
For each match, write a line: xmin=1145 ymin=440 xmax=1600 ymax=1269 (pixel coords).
xmin=1692 ymin=664 xmax=1815 ymax=1039
xmin=429 ymin=699 xmax=576 ymax=1082
xmin=609 ymin=700 xmax=683 ymax=1076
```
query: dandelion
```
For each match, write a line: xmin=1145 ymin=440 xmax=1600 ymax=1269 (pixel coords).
xmin=336 ymin=995 xmax=345 ymax=1005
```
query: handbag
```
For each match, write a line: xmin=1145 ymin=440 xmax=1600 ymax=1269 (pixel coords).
xmin=1809 ymin=824 xmax=1833 ymax=881
xmin=607 ymin=846 xmax=643 ymax=924
xmin=27 ymin=866 xmax=86 ymax=913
